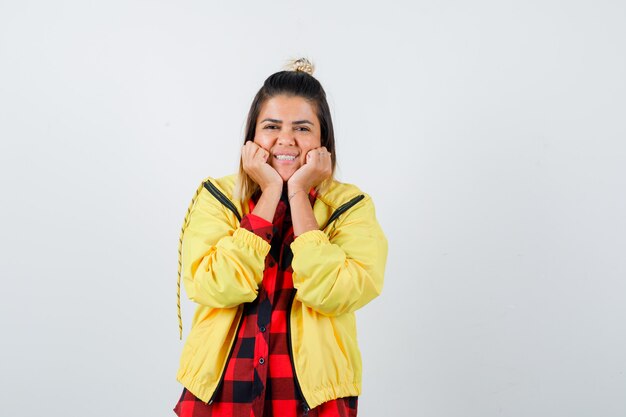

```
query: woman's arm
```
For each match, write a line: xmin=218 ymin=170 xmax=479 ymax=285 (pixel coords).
xmin=288 ymin=146 xmax=333 ymax=236
xmin=181 ymin=182 xmax=273 ymax=308
xmin=287 ymin=186 xmax=319 ymax=236
xmin=289 ymin=194 xmax=388 ymax=316
xmin=181 ymin=141 xmax=285 ymax=308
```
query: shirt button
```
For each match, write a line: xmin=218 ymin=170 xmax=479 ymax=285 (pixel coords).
xmin=259 ymin=357 xmax=265 ymax=365
xmin=260 ymin=326 xmax=266 ymax=332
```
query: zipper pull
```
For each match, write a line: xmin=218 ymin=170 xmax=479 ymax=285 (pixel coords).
xmin=303 ymin=402 xmax=310 ymax=416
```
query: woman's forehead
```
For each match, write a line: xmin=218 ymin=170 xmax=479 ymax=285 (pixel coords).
xmin=258 ymin=95 xmax=317 ymax=122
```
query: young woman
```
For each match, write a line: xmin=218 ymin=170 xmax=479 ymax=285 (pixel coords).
xmin=173 ymin=58 xmax=388 ymax=417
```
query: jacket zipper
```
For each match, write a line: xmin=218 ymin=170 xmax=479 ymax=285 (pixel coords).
xmin=203 ymin=179 xmax=243 ymax=405
xmin=286 ymin=289 xmax=311 ymax=413
xmin=287 ymin=194 xmax=365 ymax=414
xmin=204 ymin=180 xmax=242 ymax=222
xmin=321 ymin=194 xmax=365 ymax=230
xmin=207 ymin=310 xmax=245 ymax=405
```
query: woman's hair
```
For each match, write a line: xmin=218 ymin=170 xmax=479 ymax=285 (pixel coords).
xmin=233 ymin=57 xmax=337 ymax=202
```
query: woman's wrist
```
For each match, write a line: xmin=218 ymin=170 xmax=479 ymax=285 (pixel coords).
xmin=260 ymin=181 xmax=283 ymax=194
xmin=288 ymin=183 xmax=318 ymax=236
xmin=288 ymin=189 xmax=307 ymax=201
xmin=252 ymin=185 xmax=282 ymax=222
xmin=287 ymin=180 xmax=310 ymax=194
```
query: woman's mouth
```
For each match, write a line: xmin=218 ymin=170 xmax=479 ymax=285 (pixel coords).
xmin=275 ymin=154 xmax=297 ymax=161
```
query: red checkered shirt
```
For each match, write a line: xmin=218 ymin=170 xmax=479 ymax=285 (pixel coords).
xmin=174 ymin=187 xmax=358 ymax=417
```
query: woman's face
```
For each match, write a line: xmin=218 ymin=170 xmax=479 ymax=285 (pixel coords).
xmin=253 ymin=94 xmax=322 ymax=182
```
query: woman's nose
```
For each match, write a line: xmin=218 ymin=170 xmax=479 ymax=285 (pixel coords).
xmin=277 ymin=129 xmax=295 ymax=146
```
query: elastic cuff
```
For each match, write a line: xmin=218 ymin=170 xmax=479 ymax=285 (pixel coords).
xmin=290 ymin=229 xmax=329 ymax=252
xmin=233 ymin=227 xmax=271 ymax=255
xmin=240 ymin=213 xmax=275 ymax=243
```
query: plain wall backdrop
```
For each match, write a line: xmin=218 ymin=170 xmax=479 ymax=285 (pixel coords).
xmin=1 ymin=0 xmax=625 ymax=416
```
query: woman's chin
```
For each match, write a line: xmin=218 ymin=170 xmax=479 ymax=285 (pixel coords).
xmin=274 ymin=166 xmax=299 ymax=182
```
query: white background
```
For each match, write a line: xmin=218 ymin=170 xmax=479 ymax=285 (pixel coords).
xmin=1 ymin=1 xmax=625 ymax=416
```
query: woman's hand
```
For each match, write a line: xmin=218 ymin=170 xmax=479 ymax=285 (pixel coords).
xmin=288 ymin=146 xmax=332 ymax=193
xmin=241 ymin=141 xmax=283 ymax=192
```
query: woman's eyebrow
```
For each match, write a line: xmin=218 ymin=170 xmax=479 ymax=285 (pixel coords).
xmin=260 ymin=118 xmax=314 ymax=125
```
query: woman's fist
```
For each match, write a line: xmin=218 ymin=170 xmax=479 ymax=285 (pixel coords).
xmin=288 ymin=146 xmax=332 ymax=193
xmin=241 ymin=141 xmax=283 ymax=191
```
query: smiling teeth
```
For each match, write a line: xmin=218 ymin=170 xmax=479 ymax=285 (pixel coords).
xmin=275 ymin=155 xmax=296 ymax=160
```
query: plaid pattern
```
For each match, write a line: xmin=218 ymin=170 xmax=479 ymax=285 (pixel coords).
xmin=174 ymin=188 xmax=358 ymax=417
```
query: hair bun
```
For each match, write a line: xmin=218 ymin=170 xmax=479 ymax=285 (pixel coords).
xmin=285 ymin=57 xmax=315 ymax=75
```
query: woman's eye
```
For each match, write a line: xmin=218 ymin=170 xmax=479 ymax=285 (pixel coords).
xmin=264 ymin=125 xmax=278 ymax=129
xmin=296 ymin=127 xmax=310 ymax=132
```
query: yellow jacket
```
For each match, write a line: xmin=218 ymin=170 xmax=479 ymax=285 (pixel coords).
xmin=175 ymin=173 xmax=388 ymax=410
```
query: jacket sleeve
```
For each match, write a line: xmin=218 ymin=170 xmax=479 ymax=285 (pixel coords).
xmin=289 ymin=194 xmax=388 ymax=316
xmin=181 ymin=185 xmax=271 ymax=308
